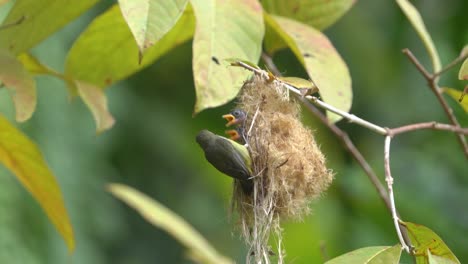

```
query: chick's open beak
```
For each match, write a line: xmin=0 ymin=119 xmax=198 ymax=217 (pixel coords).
xmin=225 ymin=129 xmax=241 ymax=141
xmin=222 ymin=114 xmax=237 ymax=127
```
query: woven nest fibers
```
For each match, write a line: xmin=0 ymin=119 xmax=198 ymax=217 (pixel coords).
xmin=232 ymin=75 xmax=333 ymax=221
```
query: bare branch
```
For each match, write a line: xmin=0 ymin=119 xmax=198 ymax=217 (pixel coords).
xmin=391 ymin=122 xmax=468 ymax=135
xmin=402 ymin=49 xmax=432 ymax=80
xmin=433 ymin=52 xmax=468 ymax=78
xmin=403 ymin=48 xmax=468 ymax=159
xmin=384 ymin=135 xmax=410 ymax=253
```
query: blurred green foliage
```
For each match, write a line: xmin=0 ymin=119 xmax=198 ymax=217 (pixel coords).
xmin=0 ymin=0 xmax=467 ymax=263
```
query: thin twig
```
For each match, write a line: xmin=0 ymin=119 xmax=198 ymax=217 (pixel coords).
xmin=307 ymin=96 xmax=387 ymax=135
xmin=403 ymin=49 xmax=468 ymax=159
xmin=384 ymin=135 xmax=410 ymax=253
xmin=402 ymin=49 xmax=432 ymax=80
xmin=261 ymin=52 xmax=282 ymax=77
xmin=390 ymin=122 xmax=468 ymax=135
xmin=433 ymin=53 xmax=468 ymax=78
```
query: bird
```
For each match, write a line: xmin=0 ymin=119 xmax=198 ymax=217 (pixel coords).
xmin=196 ymin=130 xmax=253 ymax=194
xmin=222 ymin=109 xmax=247 ymax=143
xmin=222 ymin=109 xmax=247 ymax=127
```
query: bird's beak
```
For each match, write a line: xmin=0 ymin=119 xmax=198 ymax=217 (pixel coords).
xmin=222 ymin=114 xmax=237 ymax=127
xmin=225 ymin=129 xmax=240 ymax=141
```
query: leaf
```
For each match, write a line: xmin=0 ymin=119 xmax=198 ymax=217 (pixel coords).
xmin=262 ymin=0 xmax=355 ymax=31
xmin=401 ymin=221 xmax=460 ymax=264
xmin=460 ymin=45 xmax=468 ymax=57
xmin=66 ymin=4 xmax=194 ymax=88
xmin=0 ymin=0 xmax=100 ymax=55
xmin=118 ymin=0 xmax=188 ymax=59
xmin=0 ymin=49 xmax=36 ymax=122
xmin=441 ymin=87 xmax=468 ymax=113
xmin=266 ymin=15 xmax=352 ymax=122
xmin=75 ymin=81 xmax=115 ymax=133
xmin=458 ymin=58 xmax=468 ymax=80
xmin=396 ymin=0 xmax=441 ymax=72
xmin=325 ymin=245 xmax=402 ymax=264
xmin=428 ymin=250 xmax=459 ymax=264
xmin=17 ymin=53 xmax=115 ymax=132
xmin=17 ymin=53 xmax=62 ymax=77
xmin=191 ymin=0 xmax=264 ymax=114
xmin=108 ymin=183 xmax=233 ymax=264
xmin=0 ymin=114 xmax=74 ymax=251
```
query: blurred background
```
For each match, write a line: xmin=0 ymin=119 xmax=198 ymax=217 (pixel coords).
xmin=0 ymin=0 xmax=467 ymax=263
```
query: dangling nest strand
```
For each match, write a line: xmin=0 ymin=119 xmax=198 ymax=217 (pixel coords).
xmin=231 ymin=75 xmax=333 ymax=263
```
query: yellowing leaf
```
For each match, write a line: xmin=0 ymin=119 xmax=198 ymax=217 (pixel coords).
xmin=17 ymin=53 xmax=115 ymax=132
xmin=0 ymin=0 xmax=99 ymax=54
xmin=428 ymin=250 xmax=459 ymax=264
xmin=66 ymin=4 xmax=194 ymax=88
xmin=267 ymin=15 xmax=352 ymax=122
xmin=325 ymin=245 xmax=402 ymax=264
xmin=442 ymin=87 xmax=468 ymax=113
xmin=396 ymin=0 xmax=441 ymax=72
xmin=0 ymin=114 xmax=74 ymax=251
xmin=118 ymin=0 xmax=188 ymax=58
xmin=0 ymin=49 xmax=36 ymax=122
xmin=191 ymin=0 xmax=264 ymax=114
xmin=458 ymin=58 xmax=468 ymax=80
xmin=108 ymin=183 xmax=233 ymax=264
xmin=18 ymin=53 xmax=62 ymax=77
xmin=262 ymin=0 xmax=355 ymax=31
xmin=401 ymin=221 xmax=460 ymax=264
xmin=75 ymin=81 xmax=115 ymax=133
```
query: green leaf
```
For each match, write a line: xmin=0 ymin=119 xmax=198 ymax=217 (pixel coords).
xmin=0 ymin=0 xmax=100 ymax=55
xmin=325 ymin=245 xmax=402 ymax=264
xmin=262 ymin=0 xmax=355 ymax=30
xmin=396 ymin=0 xmax=441 ymax=72
xmin=442 ymin=87 xmax=468 ymax=113
xmin=401 ymin=221 xmax=460 ymax=264
xmin=266 ymin=15 xmax=352 ymax=122
xmin=108 ymin=183 xmax=233 ymax=264
xmin=0 ymin=114 xmax=74 ymax=251
xmin=66 ymin=4 xmax=194 ymax=88
xmin=118 ymin=0 xmax=188 ymax=59
xmin=458 ymin=58 xmax=468 ymax=80
xmin=0 ymin=49 xmax=36 ymax=122
xmin=75 ymin=81 xmax=115 ymax=133
xmin=191 ymin=0 xmax=264 ymax=114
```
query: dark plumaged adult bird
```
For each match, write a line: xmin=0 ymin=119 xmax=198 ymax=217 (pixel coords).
xmin=196 ymin=130 xmax=253 ymax=194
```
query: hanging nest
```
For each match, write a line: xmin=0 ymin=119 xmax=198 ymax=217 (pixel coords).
xmin=231 ymin=75 xmax=333 ymax=263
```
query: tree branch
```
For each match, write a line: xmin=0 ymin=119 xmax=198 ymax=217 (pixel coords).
xmin=402 ymin=49 xmax=468 ymax=159
xmin=384 ymin=135 xmax=410 ymax=253
xmin=390 ymin=122 xmax=468 ymax=135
